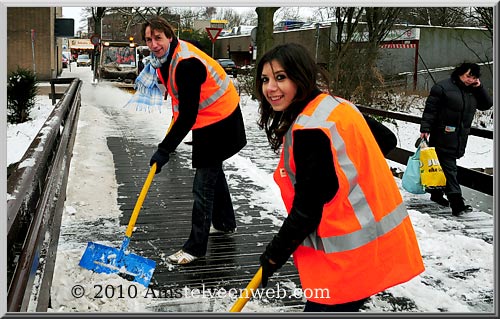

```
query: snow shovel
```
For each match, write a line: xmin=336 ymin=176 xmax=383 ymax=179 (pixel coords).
xmin=229 ymin=267 xmax=263 ymax=312
xmin=79 ymin=163 xmax=157 ymax=287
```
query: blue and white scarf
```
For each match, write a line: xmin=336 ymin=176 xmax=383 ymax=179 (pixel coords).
xmin=124 ymin=50 xmax=169 ymax=112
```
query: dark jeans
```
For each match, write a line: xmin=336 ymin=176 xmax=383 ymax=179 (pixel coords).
xmin=304 ymin=298 xmax=368 ymax=312
xmin=435 ymin=149 xmax=461 ymax=196
xmin=182 ymin=164 xmax=236 ymax=257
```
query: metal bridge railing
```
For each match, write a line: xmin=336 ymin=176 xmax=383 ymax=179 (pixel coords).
xmin=357 ymin=105 xmax=493 ymax=196
xmin=7 ymin=77 xmax=82 ymax=312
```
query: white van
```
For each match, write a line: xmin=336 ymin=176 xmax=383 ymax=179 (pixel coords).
xmin=231 ymin=25 xmax=256 ymax=35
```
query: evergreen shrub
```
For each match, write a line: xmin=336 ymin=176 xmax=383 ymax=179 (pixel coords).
xmin=7 ymin=67 xmax=38 ymax=124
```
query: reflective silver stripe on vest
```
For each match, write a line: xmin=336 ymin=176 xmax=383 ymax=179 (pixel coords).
xmin=302 ymin=202 xmax=408 ymax=253
xmin=285 ymin=95 xmax=408 ymax=254
xmin=169 ymin=41 xmax=230 ymax=112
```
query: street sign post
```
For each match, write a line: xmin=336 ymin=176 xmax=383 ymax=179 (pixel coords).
xmin=206 ymin=27 xmax=222 ymax=43
xmin=206 ymin=27 xmax=222 ymax=57
xmin=90 ymin=34 xmax=101 ymax=46
xmin=90 ymin=34 xmax=101 ymax=83
xmin=31 ymin=29 xmax=36 ymax=73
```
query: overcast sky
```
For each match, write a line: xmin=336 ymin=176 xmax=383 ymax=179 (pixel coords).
xmin=62 ymin=6 xmax=259 ymax=32
xmin=61 ymin=6 xmax=318 ymax=34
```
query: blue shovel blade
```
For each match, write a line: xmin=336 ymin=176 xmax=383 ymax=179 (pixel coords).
xmin=79 ymin=241 xmax=156 ymax=287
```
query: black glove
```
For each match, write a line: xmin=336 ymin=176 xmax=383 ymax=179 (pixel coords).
xmin=149 ymin=148 xmax=169 ymax=174
xmin=259 ymin=251 xmax=281 ymax=288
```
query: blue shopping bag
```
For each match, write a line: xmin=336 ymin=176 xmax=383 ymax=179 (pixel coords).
xmin=402 ymin=147 xmax=426 ymax=194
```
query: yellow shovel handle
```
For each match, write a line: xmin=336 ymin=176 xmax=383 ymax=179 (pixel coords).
xmin=229 ymin=267 xmax=263 ymax=312
xmin=125 ymin=163 xmax=156 ymax=237
xmin=125 ymin=116 xmax=173 ymax=237
xmin=166 ymin=116 xmax=174 ymax=135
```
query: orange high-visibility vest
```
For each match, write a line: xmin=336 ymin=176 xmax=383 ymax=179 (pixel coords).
xmin=273 ymin=93 xmax=424 ymax=305
xmin=158 ymin=40 xmax=240 ymax=129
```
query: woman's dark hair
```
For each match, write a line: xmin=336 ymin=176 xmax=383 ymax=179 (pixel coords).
xmin=451 ymin=62 xmax=481 ymax=79
xmin=141 ymin=16 xmax=176 ymax=41
xmin=255 ymin=43 xmax=329 ymax=152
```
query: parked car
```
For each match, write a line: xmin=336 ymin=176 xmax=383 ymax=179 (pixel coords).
xmin=61 ymin=54 xmax=69 ymax=68
xmin=76 ymin=54 xmax=91 ymax=67
xmin=274 ymin=20 xmax=305 ymax=31
xmin=218 ymin=30 xmax=232 ymax=37
xmin=301 ymin=21 xmax=332 ymax=29
xmin=230 ymin=25 xmax=256 ymax=36
xmin=216 ymin=58 xmax=238 ymax=77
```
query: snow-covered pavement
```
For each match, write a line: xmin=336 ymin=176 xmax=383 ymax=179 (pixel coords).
xmin=9 ymin=65 xmax=493 ymax=313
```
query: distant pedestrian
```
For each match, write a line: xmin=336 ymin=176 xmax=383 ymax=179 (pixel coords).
xmin=255 ymin=43 xmax=424 ymax=312
xmin=420 ymin=62 xmax=492 ymax=216
xmin=137 ymin=52 xmax=145 ymax=74
xmin=141 ymin=48 xmax=151 ymax=67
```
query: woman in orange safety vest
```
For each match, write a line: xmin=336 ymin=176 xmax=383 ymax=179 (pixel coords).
xmin=255 ymin=43 xmax=425 ymax=312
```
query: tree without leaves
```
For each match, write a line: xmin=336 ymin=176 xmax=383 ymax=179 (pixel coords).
xmin=454 ymin=7 xmax=493 ymax=77
xmin=313 ymin=7 xmax=336 ymax=22
xmin=238 ymin=9 xmax=258 ymax=26
xmin=396 ymin=7 xmax=470 ymax=27
xmin=329 ymin=7 xmax=364 ymax=100
xmin=274 ymin=7 xmax=303 ymax=22
xmin=89 ymin=7 xmax=108 ymax=36
xmin=365 ymin=8 xmax=402 ymax=44
xmin=255 ymin=7 xmax=279 ymax=63
xmin=329 ymin=7 xmax=402 ymax=104
xmin=470 ymin=7 xmax=493 ymax=39
xmin=248 ymin=7 xmax=279 ymax=99
xmin=212 ymin=8 xmax=242 ymax=29
xmin=204 ymin=7 xmax=217 ymax=19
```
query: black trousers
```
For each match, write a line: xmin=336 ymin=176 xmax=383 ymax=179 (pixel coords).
xmin=435 ymin=149 xmax=462 ymax=196
xmin=182 ymin=165 xmax=236 ymax=257
xmin=304 ymin=298 xmax=368 ymax=312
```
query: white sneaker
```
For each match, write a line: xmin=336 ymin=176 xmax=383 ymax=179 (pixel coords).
xmin=167 ymin=250 xmax=198 ymax=265
xmin=209 ymin=225 xmax=237 ymax=235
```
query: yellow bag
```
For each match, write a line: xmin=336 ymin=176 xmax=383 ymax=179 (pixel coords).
xmin=420 ymin=143 xmax=446 ymax=189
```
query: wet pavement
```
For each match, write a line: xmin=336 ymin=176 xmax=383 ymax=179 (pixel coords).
xmin=106 ymin=134 xmax=305 ymax=311
xmin=105 ymin=120 xmax=494 ymax=312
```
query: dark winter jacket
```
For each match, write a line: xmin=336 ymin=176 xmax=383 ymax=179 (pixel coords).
xmin=156 ymin=38 xmax=247 ymax=168
xmin=420 ymin=76 xmax=492 ymax=159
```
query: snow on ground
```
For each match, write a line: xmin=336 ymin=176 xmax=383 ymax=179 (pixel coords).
xmin=6 ymin=95 xmax=57 ymax=166
xmin=6 ymin=64 xmax=494 ymax=313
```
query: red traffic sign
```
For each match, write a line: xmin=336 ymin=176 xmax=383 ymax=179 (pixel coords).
xmin=90 ymin=34 xmax=101 ymax=46
xmin=206 ymin=27 xmax=222 ymax=43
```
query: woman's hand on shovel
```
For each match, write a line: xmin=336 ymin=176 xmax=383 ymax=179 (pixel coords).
xmin=259 ymin=252 xmax=279 ymax=288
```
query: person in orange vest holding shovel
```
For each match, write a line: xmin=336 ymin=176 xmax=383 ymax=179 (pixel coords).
xmin=254 ymin=43 xmax=425 ymax=312
xmin=126 ymin=16 xmax=246 ymax=265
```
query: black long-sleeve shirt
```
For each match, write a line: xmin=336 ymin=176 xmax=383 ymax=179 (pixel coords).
xmin=265 ymin=105 xmax=397 ymax=266
xmin=156 ymin=39 xmax=246 ymax=168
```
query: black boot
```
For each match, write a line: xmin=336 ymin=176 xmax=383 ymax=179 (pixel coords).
xmin=448 ymin=193 xmax=473 ymax=217
xmin=429 ymin=190 xmax=449 ymax=207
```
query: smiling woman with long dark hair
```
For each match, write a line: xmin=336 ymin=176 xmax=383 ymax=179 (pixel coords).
xmin=255 ymin=43 xmax=424 ymax=312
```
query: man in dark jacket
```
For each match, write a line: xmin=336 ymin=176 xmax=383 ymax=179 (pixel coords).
xmin=420 ymin=62 xmax=492 ymax=216
xmin=129 ymin=16 xmax=246 ymax=264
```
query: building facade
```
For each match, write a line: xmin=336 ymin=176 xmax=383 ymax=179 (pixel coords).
xmin=7 ymin=7 xmax=64 ymax=80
